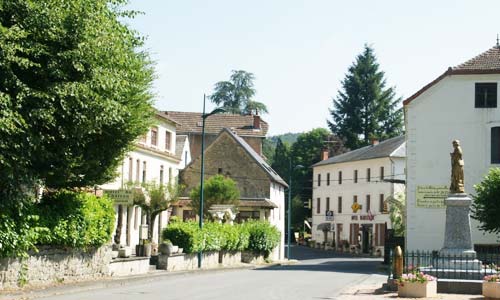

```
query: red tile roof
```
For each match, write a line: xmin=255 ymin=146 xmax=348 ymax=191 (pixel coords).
xmin=404 ymin=45 xmax=500 ymax=106
xmin=164 ymin=111 xmax=268 ymax=137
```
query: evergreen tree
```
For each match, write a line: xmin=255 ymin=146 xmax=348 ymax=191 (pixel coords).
xmin=328 ymin=45 xmax=403 ymax=150
xmin=210 ymin=70 xmax=268 ymax=115
xmin=270 ymin=138 xmax=291 ymax=182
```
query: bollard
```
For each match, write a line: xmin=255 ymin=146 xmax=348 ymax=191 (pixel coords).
xmin=393 ymin=246 xmax=403 ymax=279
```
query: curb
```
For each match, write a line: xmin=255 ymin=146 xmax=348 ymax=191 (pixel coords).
xmin=0 ymin=260 xmax=298 ymax=300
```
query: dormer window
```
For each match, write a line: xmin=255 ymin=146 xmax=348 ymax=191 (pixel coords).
xmin=475 ymin=83 xmax=497 ymax=108
xmin=165 ymin=131 xmax=172 ymax=152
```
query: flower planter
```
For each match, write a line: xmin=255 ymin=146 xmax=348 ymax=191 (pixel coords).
xmin=398 ymin=281 xmax=437 ymax=298
xmin=483 ymin=281 xmax=500 ymax=299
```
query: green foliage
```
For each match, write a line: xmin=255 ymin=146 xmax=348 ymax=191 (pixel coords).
xmin=244 ymin=220 xmax=280 ymax=255
xmin=0 ymin=211 xmax=43 ymax=258
xmin=328 ymin=45 xmax=403 ymax=149
xmin=189 ymin=175 xmax=240 ymax=219
xmin=389 ymin=193 xmax=406 ymax=237
xmin=210 ymin=70 xmax=268 ymax=115
xmin=162 ymin=221 xmax=276 ymax=254
xmin=271 ymin=138 xmax=291 ymax=183
xmin=36 ymin=191 xmax=115 ymax=248
xmin=472 ymin=168 xmax=500 ymax=234
xmin=0 ymin=0 xmax=154 ymax=210
xmin=132 ymin=181 xmax=184 ymax=241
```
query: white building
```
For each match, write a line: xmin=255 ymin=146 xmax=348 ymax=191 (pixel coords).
xmin=311 ymin=136 xmax=405 ymax=253
xmin=100 ymin=112 xmax=190 ymax=250
xmin=404 ymin=45 xmax=500 ymax=251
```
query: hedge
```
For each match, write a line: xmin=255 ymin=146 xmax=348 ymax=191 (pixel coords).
xmin=162 ymin=220 xmax=279 ymax=255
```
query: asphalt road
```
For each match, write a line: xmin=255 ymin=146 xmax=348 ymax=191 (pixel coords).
xmin=42 ymin=246 xmax=386 ymax=300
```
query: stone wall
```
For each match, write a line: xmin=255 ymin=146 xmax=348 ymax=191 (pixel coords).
xmin=157 ymin=251 xmax=220 ymax=271
xmin=0 ymin=246 xmax=112 ymax=289
xmin=241 ymin=251 xmax=266 ymax=264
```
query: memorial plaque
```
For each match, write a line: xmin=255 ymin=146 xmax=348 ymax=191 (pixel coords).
xmin=416 ymin=185 xmax=448 ymax=208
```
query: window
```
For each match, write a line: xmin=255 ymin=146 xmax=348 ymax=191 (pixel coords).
xmin=380 ymin=166 xmax=384 ymax=180
xmin=327 ymin=173 xmax=330 ymax=186
xmin=165 ymin=131 xmax=172 ymax=151
xmin=475 ymin=83 xmax=497 ymax=108
xmin=353 ymin=195 xmax=358 ymax=203
xmin=151 ymin=127 xmax=158 ymax=146
xmin=218 ymin=168 xmax=223 ymax=174
xmin=237 ymin=211 xmax=260 ymax=223
xmin=367 ymin=168 xmax=371 ymax=182
xmin=316 ymin=198 xmax=321 ymax=214
xmin=128 ymin=157 xmax=133 ymax=182
xmin=326 ymin=197 xmax=330 ymax=212
xmin=338 ymin=197 xmax=342 ymax=214
xmin=366 ymin=195 xmax=371 ymax=212
xmin=338 ymin=171 xmax=342 ymax=185
xmin=135 ymin=159 xmax=140 ymax=182
xmin=492 ymin=127 xmax=500 ymax=164
xmin=142 ymin=161 xmax=147 ymax=184
xmin=379 ymin=194 xmax=385 ymax=213
xmin=160 ymin=165 xmax=164 ymax=185
xmin=318 ymin=174 xmax=321 ymax=186
xmin=354 ymin=170 xmax=358 ymax=183
xmin=183 ymin=210 xmax=196 ymax=222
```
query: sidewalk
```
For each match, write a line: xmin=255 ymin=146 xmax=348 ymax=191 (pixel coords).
xmin=337 ymin=276 xmax=483 ymax=300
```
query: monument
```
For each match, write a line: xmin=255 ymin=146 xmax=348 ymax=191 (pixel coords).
xmin=440 ymin=140 xmax=480 ymax=269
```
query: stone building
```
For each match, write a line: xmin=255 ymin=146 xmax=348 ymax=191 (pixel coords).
xmin=174 ymin=128 xmax=287 ymax=260
xmin=165 ymin=111 xmax=268 ymax=159
xmin=311 ymin=136 xmax=405 ymax=254
xmin=404 ymin=44 xmax=500 ymax=251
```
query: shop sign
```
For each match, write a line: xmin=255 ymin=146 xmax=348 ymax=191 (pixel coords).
xmin=325 ymin=210 xmax=334 ymax=221
xmin=104 ymin=189 xmax=134 ymax=205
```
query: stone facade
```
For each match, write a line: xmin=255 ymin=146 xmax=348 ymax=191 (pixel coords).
xmin=0 ymin=246 xmax=112 ymax=289
xmin=181 ymin=131 xmax=270 ymax=198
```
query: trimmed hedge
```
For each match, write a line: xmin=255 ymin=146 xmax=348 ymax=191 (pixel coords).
xmin=162 ymin=220 xmax=279 ymax=255
xmin=36 ymin=190 xmax=115 ymax=248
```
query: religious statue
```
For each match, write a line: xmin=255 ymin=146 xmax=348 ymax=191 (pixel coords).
xmin=450 ymin=140 xmax=465 ymax=193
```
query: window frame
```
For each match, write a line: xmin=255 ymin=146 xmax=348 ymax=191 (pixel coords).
xmin=475 ymin=82 xmax=497 ymax=108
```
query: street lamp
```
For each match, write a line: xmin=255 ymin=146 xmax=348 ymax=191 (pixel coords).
xmin=287 ymin=162 xmax=304 ymax=260
xmin=198 ymin=94 xmax=225 ymax=268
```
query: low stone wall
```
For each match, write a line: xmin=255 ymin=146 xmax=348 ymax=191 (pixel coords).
xmin=108 ymin=257 xmax=150 ymax=277
xmin=0 ymin=246 xmax=112 ymax=289
xmin=219 ymin=251 xmax=242 ymax=266
xmin=241 ymin=251 xmax=266 ymax=264
xmin=158 ymin=251 xmax=225 ymax=271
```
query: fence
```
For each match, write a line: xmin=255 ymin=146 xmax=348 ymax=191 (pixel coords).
xmin=389 ymin=249 xmax=500 ymax=281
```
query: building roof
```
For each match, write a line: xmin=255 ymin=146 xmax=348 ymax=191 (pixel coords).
xmin=404 ymin=45 xmax=500 ymax=105
xmin=175 ymin=135 xmax=187 ymax=159
xmin=312 ymin=136 xmax=405 ymax=167
xmin=222 ymin=128 xmax=288 ymax=187
xmin=164 ymin=111 xmax=268 ymax=137
xmin=155 ymin=111 xmax=180 ymax=125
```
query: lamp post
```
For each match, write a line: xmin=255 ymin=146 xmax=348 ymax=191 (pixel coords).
xmin=287 ymin=162 xmax=303 ymax=260
xmin=198 ymin=95 xmax=225 ymax=268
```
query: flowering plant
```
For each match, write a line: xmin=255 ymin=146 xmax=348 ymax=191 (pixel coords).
xmin=398 ymin=271 xmax=436 ymax=286
xmin=484 ymin=274 xmax=500 ymax=282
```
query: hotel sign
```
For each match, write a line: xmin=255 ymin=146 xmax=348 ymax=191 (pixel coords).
xmin=104 ymin=189 xmax=134 ymax=205
xmin=416 ymin=185 xmax=448 ymax=208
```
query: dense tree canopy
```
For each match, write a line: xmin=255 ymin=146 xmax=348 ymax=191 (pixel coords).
xmin=0 ymin=0 xmax=154 ymax=208
xmin=328 ymin=45 xmax=403 ymax=150
xmin=472 ymin=168 xmax=500 ymax=234
xmin=189 ymin=175 xmax=240 ymax=219
xmin=210 ymin=70 xmax=268 ymax=115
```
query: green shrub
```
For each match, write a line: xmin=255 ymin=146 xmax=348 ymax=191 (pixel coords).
xmin=0 ymin=211 xmax=44 ymax=258
xmin=245 ymin=221 xmax=280 ymax=255
xmin=36 ymin=190 xmax=115 ymax=248
xmin=221 ymin=223 xmax=249 ymax=251
xmin=162 ymin=222 xmax=202 ymax=254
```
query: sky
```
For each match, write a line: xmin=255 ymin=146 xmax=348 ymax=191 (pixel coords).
xmin=124 ymin=0 xmax=500 ymax=135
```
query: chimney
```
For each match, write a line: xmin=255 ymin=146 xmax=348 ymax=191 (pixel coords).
xmin=371 ymin=138 xmax=379 ymax=146
xmin=321 ymin=149 xmax=329 ymax=161
xmin=253 ymin=115 xmax=261 ymax=130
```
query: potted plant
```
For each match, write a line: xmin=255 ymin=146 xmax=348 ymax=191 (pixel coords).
xmin=483 ymin=274 xmax=500 ymax=299
xmin=143 ymin=240 xmax=152 ymax=257
xmin=398 ymin=270 xmax=437 ymax=298
xmin=159 ymin=239 xmax=174 ymax=256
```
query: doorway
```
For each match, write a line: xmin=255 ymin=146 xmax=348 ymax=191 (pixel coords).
xmin=361 ymin=224 xmax=373 ymax=254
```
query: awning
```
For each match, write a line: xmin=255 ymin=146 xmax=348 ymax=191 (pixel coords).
xmin=316 ymin=223 xmax=331 ymax=231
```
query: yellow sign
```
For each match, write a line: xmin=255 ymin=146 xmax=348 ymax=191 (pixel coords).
xmin=416 ymin=185 xmax=448 ymax=208
xmin=104 ymin=189 xmax=134 ymax=205
xmin=351 ymin=202 xmax=362 ymax=213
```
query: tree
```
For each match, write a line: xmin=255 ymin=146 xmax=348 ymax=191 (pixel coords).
xmin=270 ymin=138 xmax=291 ymax=182
xmin=471 ymin=168 xmax=500 ymax=234
xmin=387 ymin=193 xmax=406 ymax=237
xmin=0 ymin=0 xmax=154 ymax=209
xmin=189 ymin=175 xmax=240 ymax=219
xmin=328 ymin=45 xmax=403 ymax=150
xmin=210 ymin=70 xmax=268 ymax=115
xmin=133 ymin=182 xmax=184 ymax=242
xmin=289 ymin=128 xmax=346 ymax=230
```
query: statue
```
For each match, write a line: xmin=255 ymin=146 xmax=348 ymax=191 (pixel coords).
xmin=449 ymin=140 xmax=465 ymax=193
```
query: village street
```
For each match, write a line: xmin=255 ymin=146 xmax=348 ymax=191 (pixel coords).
xmin=31 ymin=246 xmax=386 ymax=300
